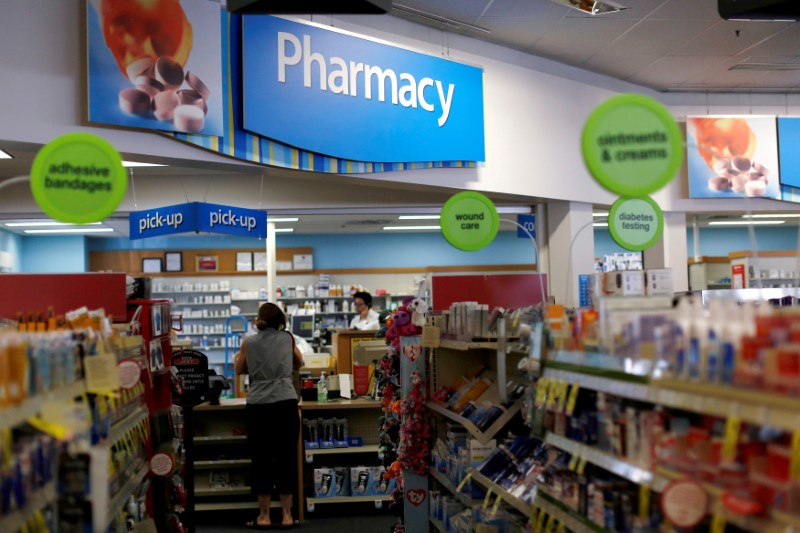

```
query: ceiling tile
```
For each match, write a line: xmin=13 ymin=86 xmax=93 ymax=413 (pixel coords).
xmin=682 ymin=67 xmax=771 ymax=88
xmin=476 ymin=18 xmax=562 ymax=49
xmin=393 ymin=0 xmax=492 ymax=19
xmin=747 ymin=70 xmax=800 ymax=89
xmin=582 ymin=52 xmax=662 ymax=81
xmin=482 ymin=0 xmax=569 ymax=20
xmin=648 ymin=0 xmax=723 ymax=21
xmin=742 ymin=24 xmax=800 ymax=57
xmin=671 ymin=20 xmax=794 ymax=57
xmin=529 ymin=18 xmax=639 ymax=60
xmin=628 ymin=55 xmax=737 ymax=89
xmin=597 ymin=19 xmax=714 ymax=57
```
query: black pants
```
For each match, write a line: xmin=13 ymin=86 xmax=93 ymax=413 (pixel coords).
xmin=245 ymin=399 xmax=299 ymax=495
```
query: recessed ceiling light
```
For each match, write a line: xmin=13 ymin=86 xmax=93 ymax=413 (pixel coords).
xmin=122 ymin=161 xmax=168 ymax=168
xmin=743 ymin=213 xmax=800 ymax=218
xmin=708 ymin=220 xmax=786 ymax=226
xmin=5 ymin=221 xmax=103 ymax=227
xmin=269 ymin=217 xmax=299 ymax=222
xmin=0 ymin=149 xmax=12 ymax=159
xmin=547 ymin=0 xmax=627 ymax=16
xmin=383 ymin=225 xmax=441 ymax=231
xmin=274 ymin=228 xmax=294 ymax=233
xmin=592 ymin=212 xmax=609 ymax=217
xmin=593 ymin=222 xmax=609 ymax=227
xmin=399 ymin=215 xmax=441 ymax=220
xmin=731 ymin=63 xmax=800 ymax=71
xmin=24 ymin=228 xmax=115 ymax=234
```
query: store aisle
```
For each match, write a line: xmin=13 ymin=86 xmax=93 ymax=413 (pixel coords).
xmin=196 ymin=512 xmax=399 ymax=532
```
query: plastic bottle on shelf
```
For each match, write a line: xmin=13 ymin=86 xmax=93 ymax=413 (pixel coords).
xmin=307 ymin=284 xmax=315 ymax=298
xmin=317 ymin=372 xmax=328 ymax=402
xmin=342 ymin=300 xmax=349 ymax=313
xmin=314 ymin=301 xmax=321 ymax=313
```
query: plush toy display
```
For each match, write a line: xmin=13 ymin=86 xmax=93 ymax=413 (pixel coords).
xmin=406 ymin=297 xmax=428 ymax=327
xmin=397 ymin=371 xmax=430 ymax=475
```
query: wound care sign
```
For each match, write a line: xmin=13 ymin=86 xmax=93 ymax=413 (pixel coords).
xmin=440 ymin=191 xmax=499 ymax=252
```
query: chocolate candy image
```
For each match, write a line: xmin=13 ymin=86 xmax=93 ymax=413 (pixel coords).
xmin=745 ymin=180 xmax=767 ymax=197
xmin=174 ymin=105 xmax=204 ymax=132
xmin=153 ymin=91 xmax=180 ymax=121
xmin=155 ymin=56 xmax=184 ymax=90
xmin=709 ymin=176 xmax=732 ymax=192
xmin=185 ymin=71 xmax=211 ymax=102
xmin=119 ymin=88 xmax=151 ymax=116
xmin=126 ymin=57 xmax=154 ymax=81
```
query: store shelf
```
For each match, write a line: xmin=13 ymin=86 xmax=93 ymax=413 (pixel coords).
xmin=108 ymin=408 xmax=149 ymax=444
xmin=196 ymin=501 xmax=281 ymax=511
xmin=180 ymin=316 xmax=232 ymax=320
xmin=194 ymin=459 xmax=252 ymax=468
xmin=172 ymin=302 xmax=231 ymax=306
xmin=468 ymin=468 xmax=605 ymax=533
xmin=426 ymin=400 xmax=522 ymax=445
xmin=196 ymin=486 xmax=252 ymax=496
xmin=106 ymin=462 xmax=149 ymax=529
xmin=0 ymin=481 xmax=56 ymax=533
xmin=300 ymin=398 xmax=383 ymax=410
xmin=194 ymin=435 xmax=248 ymax=444
xmin=0 ymin=380 xmax=86 ymax=431
xmin=153 ymin=290 xmax=230 ymax=295
xmin=430 ymin=517 xmax=447 ymax=532
xmin=304 ymin=444 xmax=380 ymax=457
xmin=544 ymin=433 xmax=666 ymax=489
xmin=178 ymin=333 xmax=226 ymax=337
xmin=438 ymin=339 xmax=498 ymax=351
xmin=306 ymin=495 xmax=391 ymax=508
xmin=429 ymin=467 xmax=481 ymax=507
xmin=230 ymin=298 xmax=266 ymax=302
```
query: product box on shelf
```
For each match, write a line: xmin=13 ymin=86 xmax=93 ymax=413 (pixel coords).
xmin=349 ymin=466 xmax=394 ymax=496
xmin=644 ymin=268 xmax=673 ymax=296
xmin=313 ymin=467 xmax=350 ymax=498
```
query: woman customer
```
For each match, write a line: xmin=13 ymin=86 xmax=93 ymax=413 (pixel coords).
xmin=349 ymin=291 xmax=380 ymax=330
xmin=235 ymin=303 xmax=304 ymax=530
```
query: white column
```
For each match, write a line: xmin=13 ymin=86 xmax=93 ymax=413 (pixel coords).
xmin=266 ymin=222 xmax=277 ymax=301
xmin=643 ymin=211 xmax=689 ymax=293
xmin=546 ymin=201 xmax=595 ymax=307
xmin=535 ymin=203 xmax=550 ymax=296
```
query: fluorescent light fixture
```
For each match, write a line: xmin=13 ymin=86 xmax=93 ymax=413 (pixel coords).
xmin=269 ymin=217 xmax=299 ymax=222
xmin=24 ymin=228 xmax=115 ymax=234
xmin=593 ymin=212 xmax=609 ymax=217
xmin=122 ymin=161 xmax=168 ymax=168
xmin=708 ymin=220 xmax=786 ymax=226
xmin=273 ymin=228 xmax=295 ymax=233
xmin=731 ymin=63 xmax=800 ymax=71
xmin=392 ymin=3 xmax=491 ymax=33
xmin=5 ymin=221 xmax=102 ymax=227
xmin=399 ymin=215 xmax=441 ymax=220
xmin=383 ymin=225 xmax=441 ymax=231
xmin=593 ymin=222 xmax=609 ymax=227
xmin=0 ymin=149 xmax=12 ymax=159
xmin=743 ymin=213 xmax=800 ymax=218
xmin=547 ymin=0 xmax=627 ymax=15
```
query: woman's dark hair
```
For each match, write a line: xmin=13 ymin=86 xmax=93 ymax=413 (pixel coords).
xmin=255 ymin=302 xmax=287 ymax=331
xmin=353 ymin=291 xmax=372 ymax=306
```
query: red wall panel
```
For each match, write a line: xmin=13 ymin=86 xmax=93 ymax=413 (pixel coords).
xmin=431 ymin=273 xmax=548 ymax=311
xmin=0 ymin=273 xmax=127 ymax=320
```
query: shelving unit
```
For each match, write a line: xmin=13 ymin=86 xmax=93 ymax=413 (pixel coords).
xmin=306 ymin=495 xmax=391 ymax=507
xmin=426 ymin=401 xmax=523 ymax=445
xmin=428 ymin=467 xmax=481 ymax=508
xmin=0 ymin=481 xmax=56 ymax=533
xmin=304 ymin=444 xmax=380 ymax=458
xmin=0 ymin=380 xmax=86 ymax=430
xmin=195 ymin=459 xmax=252 ymax=468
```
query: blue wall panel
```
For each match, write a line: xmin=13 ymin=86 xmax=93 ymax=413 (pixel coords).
xmin=0 ymin=228 xmax=23 ymax=272
xmin=22 ymin=236 xmax=87 ymax=273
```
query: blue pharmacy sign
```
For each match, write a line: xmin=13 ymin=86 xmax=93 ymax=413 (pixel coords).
xmin=129 ymin=203 xmax=198 ymax=240
xmin=517 ymin=214 xmax=536 ymax=239
xmin=130 ymin=203 xmax=267 ymax=239
xmin=241 ymin=16 xmax=485 ymax=163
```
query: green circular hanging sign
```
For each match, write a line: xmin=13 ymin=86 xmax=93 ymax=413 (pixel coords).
xmin=608 ymin=196 xmax=664 ymax=251
xmin=582 ymin=93 xmax=683 ymax=197
xmin=30 ymin=133 xmax=127 ymax=223
xmin=440 ymin=191 xmax=499 ymax=251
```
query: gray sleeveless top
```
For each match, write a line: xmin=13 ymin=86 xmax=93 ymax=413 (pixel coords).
xmin=245 ymin=328 xmax=297 ymax=404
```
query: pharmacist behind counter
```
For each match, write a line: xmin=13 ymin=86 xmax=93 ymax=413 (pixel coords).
xmin=349 ymin=291 xmax=380 ymax=330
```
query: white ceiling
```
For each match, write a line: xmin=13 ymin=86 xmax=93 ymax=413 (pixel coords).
xmin=391 ymin=0 xmax=800 ymax=92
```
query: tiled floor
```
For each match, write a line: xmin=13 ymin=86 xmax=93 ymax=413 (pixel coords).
xmin=196 ymin=511 xmax=399 ymax=532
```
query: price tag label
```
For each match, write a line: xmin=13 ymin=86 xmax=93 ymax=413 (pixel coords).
xmin=544 ymin=513 xmax=555 ymax=533
xmin=565 ymin=384 xmax=580 ymax=416
xmin=536 ymin=509 xmax=546 ymax=533
xmin=456 ymin=472 xmax=473 ymax=493
xmin=639 ymin=485 xmax=651 ymax=518
xmin=576 ymin=457 xmax=587 ymax=475
xmin=546 ymin=380 xmax=560 ymax=410
xmin=482 ymin=488 xmax=493 ymax=514
xmin=535 ymin=378 xmax=550 ymax=407
xmin=422 ymin=326 xmax=441 ymax=348
xmin=568 ymin=454 xmax=579 ymax=471
xmin=374 ymin=500 xmax=383 ymax=509
xmin=791 ymin=429 xmax=800 ymax=480
xmin=305 ymin=453 xmax=314 ymax=464
xmin=307 ymin=501 xmax=315 ymax=512
xmin=530 ymin=506 xmax=540 ymax=527
xmin=721 ymin=415 xmax=741 ymax=462
xmin=490 ymin=494 xmax=502 ymax=517
xmin=711 ymin=512 xmax=725 ymax=533
xmin=555 ymin=523 xmax=565 ymax=533
xmin=557 ymin=381 xmax=570 ymax=413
